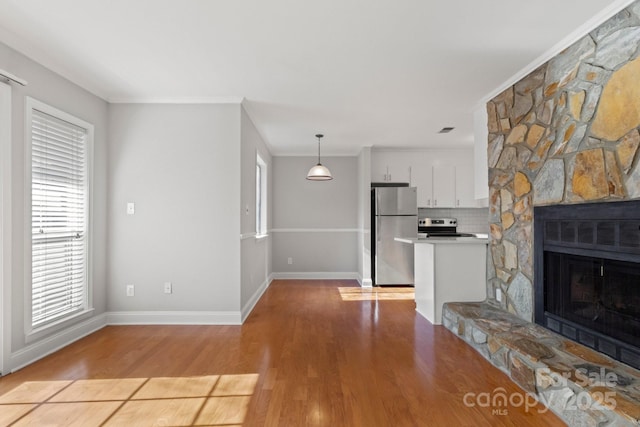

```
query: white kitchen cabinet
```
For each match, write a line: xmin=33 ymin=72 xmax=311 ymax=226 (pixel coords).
xmin=412 ymin=163 xmax=433 ymax=207
xmin=473 ymin=105 xmax=489 ymax=200
xmin=371 ymin=151 xmax=412 ymax=183
xmin=455 ymin=161 xmax=477 ymax=208
xmin=371 ymin=152 xmax=389 ymax=182
xmin=432 ymin=164 xmax=455 ymax=207
xmin=371 ymin=149 xmax=478 ymax=208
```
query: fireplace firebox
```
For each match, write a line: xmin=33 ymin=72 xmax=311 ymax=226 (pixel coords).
xmin=534 ymin=200 xmax=640 ymax=370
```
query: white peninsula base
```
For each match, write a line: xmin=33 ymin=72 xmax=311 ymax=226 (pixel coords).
xmin=397 ymin=237 xmax=488 ymax=325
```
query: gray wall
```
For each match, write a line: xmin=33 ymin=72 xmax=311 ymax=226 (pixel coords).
xmin=240 ymin=107 xmax=272 ymax=314
xmin=108 ymin=103 xmax=242 ymax=313
xmin=272 ymin=156 xmax=358 ymax=276
xmin=0 ymin=41 xmax=109 ymax=370
xmin=357 ymin=148 xmax=372 ymax=286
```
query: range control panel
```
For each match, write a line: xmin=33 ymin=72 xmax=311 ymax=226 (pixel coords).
xmin=418 ymin=218 xmax=457 ymax=227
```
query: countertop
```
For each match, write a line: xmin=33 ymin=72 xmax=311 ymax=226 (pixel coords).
xmin=394 ymin=234 xmax=489 ymax=245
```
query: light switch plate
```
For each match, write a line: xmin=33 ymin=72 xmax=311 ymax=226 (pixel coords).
xmin=127 ymin=202 xmax=135 ymax=215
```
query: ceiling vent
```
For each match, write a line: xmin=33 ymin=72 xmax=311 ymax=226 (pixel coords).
xmin=438 ymin=127 xmax=455 ymax=134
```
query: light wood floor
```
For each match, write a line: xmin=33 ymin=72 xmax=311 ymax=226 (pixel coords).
xmin=0 ymin=280 xmax=564 ymax=426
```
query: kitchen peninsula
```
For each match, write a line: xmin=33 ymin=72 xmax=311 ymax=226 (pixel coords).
xmin=396 ymin=236 xmax=489 ymax=325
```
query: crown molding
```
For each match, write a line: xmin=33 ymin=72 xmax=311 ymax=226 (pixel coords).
xmin=108 ymin=96 xmax=244 ymax=104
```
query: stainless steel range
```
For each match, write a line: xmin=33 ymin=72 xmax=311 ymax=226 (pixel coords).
xmin=418 ymin=217 xmax=475 ymax=238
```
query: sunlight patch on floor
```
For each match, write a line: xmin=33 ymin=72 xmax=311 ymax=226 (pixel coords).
xmin=338 ymin=286 xmax=414 ymax=301
xmin=0 ymin=373 xmax=259 ymax=426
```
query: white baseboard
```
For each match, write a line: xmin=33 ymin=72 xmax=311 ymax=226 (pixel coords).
xmin=5 ymin=278 xmax=277 ymax=374
xmin=271 ymin=272 xmax=360 ymax=280
xmin=106 ymin=310 xmax=242 ymax=325
xmin=241 ymin=274 xmax=273 ymax=322
xmin=8 ymin=273 xmax=375 ymax=373
xmin=10 ymin=313 xmax=107 ymax=373
xmin=358 ymin=277 xmax=373 ymax=288
xmin=415 ymin=306 xmax=437 ymax=325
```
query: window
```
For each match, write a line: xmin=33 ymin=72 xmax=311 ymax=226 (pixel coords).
xmin=27 ymin=98 xmax=93 ymax=331
xmin=0 ymin=81 xmax=11 ymax=373
xmin=256 ymin=153 xmax=267 ymax=237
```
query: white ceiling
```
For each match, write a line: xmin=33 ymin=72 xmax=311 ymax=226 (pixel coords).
xmin=0 ymin=0 xmax=630 ymax=155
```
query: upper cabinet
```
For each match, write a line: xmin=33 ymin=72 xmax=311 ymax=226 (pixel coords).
xmin=454 ymin=156 xmax=476 ymax=207
xmin=473 ymin=106 xmax=489 ymax=201
xmin=432 ymin=164 xmax=455 ymax=207
xmin=371 ymin=151 xmax=412 ymax=183
xmin=371 ymin=149 xmax=480 ymax=208
xmin=412 ymin=160 xmax=433 ymax=207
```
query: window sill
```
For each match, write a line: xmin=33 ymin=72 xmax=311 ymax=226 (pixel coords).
xmin=26 ymin=308 xmax=95 ymax=344
xmin=256 ymin=234 xmax=269 ymax=240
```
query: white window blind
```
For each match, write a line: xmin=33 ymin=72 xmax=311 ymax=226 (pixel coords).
xmin=31 ymin=107 xmax=89 ymax=329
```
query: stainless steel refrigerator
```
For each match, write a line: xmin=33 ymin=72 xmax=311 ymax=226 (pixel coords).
xmin=371 ymin=185 xmax=417 ymax=286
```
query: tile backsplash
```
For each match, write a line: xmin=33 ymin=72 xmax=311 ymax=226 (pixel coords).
xmin=418 ymin=208 xmax=489 ymax=233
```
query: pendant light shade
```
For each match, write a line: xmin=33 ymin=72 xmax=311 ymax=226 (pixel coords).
xmin=306 ymin=134 xmax=333 ymax=181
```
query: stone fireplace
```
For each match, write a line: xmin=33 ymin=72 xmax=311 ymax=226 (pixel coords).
xmin=533 ymin=200 xmax=640 ymax=370
xmin=486 ymin=1 xmax=640 ymax=340
xmin=456 ymin=3 xmax=640 ymax=424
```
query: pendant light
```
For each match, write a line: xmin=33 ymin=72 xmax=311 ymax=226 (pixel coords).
xmin=306 ymin=133 xmax=333 ymax=180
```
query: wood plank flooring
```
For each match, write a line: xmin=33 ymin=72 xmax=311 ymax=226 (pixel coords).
xmin=0 ymin=280 xmax=564 ymax=426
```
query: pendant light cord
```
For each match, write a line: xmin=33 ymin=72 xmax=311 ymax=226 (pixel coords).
xmin=316 ymin=134 xmax=323 ymax=165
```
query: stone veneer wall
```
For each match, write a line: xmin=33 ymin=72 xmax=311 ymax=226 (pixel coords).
xmin=487 ymin=1 xmax=640 ymax=321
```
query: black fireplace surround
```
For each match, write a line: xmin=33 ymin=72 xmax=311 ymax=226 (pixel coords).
xmin=534 ymin=200 xmax=640 ymax=370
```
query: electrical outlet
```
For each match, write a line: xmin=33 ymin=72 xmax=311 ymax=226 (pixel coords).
xmin=496 ymin=288 xmax=502 ymax=302
xmin=164 ymin=282 xmax=172 ymax=294
xmin=287 ymin=257 xmax=293 ymax=265
xmin=126 ymin=284 xmax=135 ymax=297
